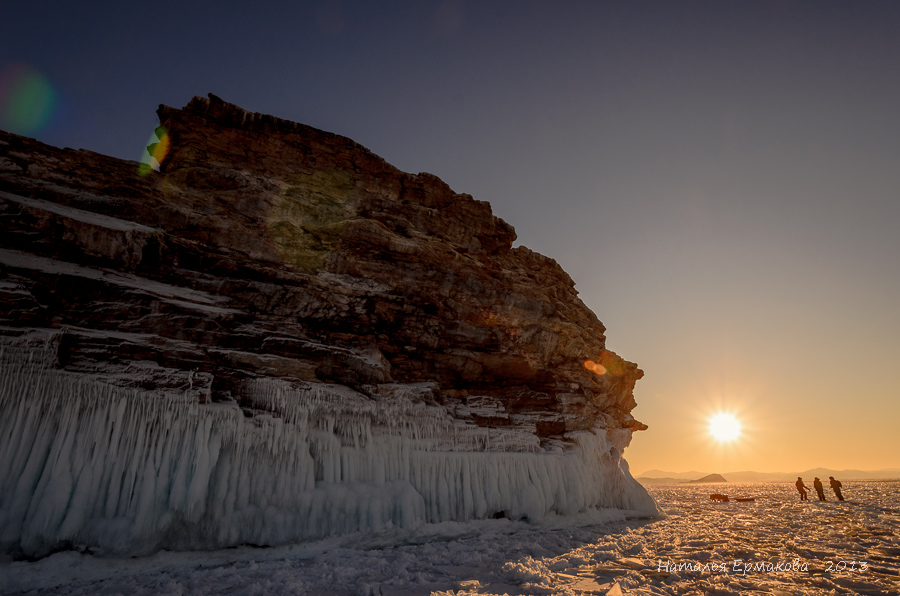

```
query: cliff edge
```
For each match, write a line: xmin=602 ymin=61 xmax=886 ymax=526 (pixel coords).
xmin=0 ymin=94 xmax=656 ymax=557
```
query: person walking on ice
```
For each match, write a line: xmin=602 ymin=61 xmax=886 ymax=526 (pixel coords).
xmin=813 ymin=477 xmax=827 ymax=501
xmin=795 ymin=477 xmax=809 ymax=501
xmin=829 ymin=476 xmax=845 ymax=501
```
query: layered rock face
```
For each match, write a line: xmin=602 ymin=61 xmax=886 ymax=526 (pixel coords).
xmin=0 ymin=94 xmax=655 ymax=557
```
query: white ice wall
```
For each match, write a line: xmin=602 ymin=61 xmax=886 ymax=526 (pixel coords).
xmin=0 ymin=345 xmax=659 ymax=558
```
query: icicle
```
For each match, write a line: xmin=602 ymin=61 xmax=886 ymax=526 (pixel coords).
xmin=0 ymin=341 xmax=659 ymax=557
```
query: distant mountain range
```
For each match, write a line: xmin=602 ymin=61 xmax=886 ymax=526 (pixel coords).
xmin=636 ymin=467 xmax=900 ymax=484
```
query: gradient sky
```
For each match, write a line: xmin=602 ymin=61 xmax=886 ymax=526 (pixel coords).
xmin=3 ymin=1 xmax=899 ymax=475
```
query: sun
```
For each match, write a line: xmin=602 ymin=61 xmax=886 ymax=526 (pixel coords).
xmin=708 ymin=412 xmax=742 ymax=442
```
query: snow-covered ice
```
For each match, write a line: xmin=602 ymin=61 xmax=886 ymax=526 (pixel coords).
xmin=4 ymin=342 xmax=896 ymax=594
xmin=2 ymin=481 xmax=898 ymax=595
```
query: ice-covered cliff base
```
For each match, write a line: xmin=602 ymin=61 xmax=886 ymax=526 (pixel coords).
xmin=0 ymin=344 xmax=658 ymax=558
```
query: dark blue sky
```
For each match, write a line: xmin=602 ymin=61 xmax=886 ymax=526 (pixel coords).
xmin=3 ymin=1 xmax=899 ymax=473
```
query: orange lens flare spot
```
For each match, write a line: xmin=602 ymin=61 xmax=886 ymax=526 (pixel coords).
xmin=148 ymin=134 xmax=170 ymax=163
xmin=584 ymin=360 xmax=607 ymax=375
xmin=585 ymin=350 xmax=627 ymax=376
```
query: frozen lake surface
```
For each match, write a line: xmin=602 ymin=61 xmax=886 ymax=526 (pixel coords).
xmin=3 ymin=480 xmax=899 ymax=595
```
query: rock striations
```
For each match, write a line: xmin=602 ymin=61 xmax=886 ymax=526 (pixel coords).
xmin=0 ymin=94 xmax=657 ymax=557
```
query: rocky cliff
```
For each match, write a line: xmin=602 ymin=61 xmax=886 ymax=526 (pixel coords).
xmin=0 ymin=94 xmax=655 ymax=557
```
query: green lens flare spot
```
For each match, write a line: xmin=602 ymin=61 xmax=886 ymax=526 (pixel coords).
xmin=0 ymin=66 xmax=57 ymax=136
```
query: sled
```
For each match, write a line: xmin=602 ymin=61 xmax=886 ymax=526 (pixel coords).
xmin=709 ymin=494 xmax=755 ymax=503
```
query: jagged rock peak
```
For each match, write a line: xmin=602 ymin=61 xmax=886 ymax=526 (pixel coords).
xmin=174 ymin=93 xmax=380 ymax=159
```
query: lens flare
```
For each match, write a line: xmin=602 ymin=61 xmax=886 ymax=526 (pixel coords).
xmin=139 ymin=125 xmax=169 ymax=175
xmin=584 ymin=351 xmax=629 ymax=377
xmin=584 ymin=360 xmax=607 ymax=375
xmin=0 ymin=64 xmax=58 ymax=136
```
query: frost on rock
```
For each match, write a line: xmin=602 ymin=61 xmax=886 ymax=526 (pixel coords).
xmin=0 ymin=342 xmax=659 ymax=558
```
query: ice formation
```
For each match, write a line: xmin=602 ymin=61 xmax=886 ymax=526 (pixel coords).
xmin=0 ymin=342 xmax=658 ymax=558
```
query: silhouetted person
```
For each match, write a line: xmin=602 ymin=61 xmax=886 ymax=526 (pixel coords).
xmin=813 ymin=477 xmax=827 ymax=501
xmin=829 ymin=476 xmax=845 ymax=501
xmin=795 ymin=477 xmax=809 ymax=501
